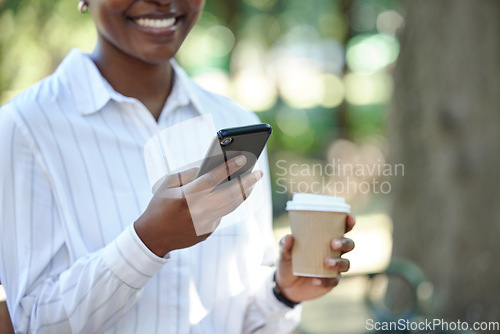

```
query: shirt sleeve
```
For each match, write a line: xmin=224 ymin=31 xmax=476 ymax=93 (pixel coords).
xmin=242 ymin=147 xmax=302 ymax=333
xmin=0 ymin=108 xmax=168 ymax=333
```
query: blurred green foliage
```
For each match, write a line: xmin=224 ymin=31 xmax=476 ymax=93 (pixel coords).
xmin=0 ymin=0 xmax=95 ymax=102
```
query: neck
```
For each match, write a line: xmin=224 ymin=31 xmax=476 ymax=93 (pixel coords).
xmin=90 ymin=38 xmax=173 ymax=121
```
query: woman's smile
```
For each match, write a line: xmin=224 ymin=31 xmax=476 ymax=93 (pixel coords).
xmin=129 ymin=15 xmax=185 ymax=39
xmin=89 ymin=0 xmax=204 ymax=64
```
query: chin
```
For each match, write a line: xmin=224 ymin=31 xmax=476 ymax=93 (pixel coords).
xmin=130 ymin=45 xmax=180 ymax=65
xmin=139 ymin=52 xmax=175 ymax=65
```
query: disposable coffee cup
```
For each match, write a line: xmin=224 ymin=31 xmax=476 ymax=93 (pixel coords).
xmin=286 ymin=193 xmax=350 ymax=278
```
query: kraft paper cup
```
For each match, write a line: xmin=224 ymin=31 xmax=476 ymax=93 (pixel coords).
xmin=286 ymin=193 xmax=350 ymax=278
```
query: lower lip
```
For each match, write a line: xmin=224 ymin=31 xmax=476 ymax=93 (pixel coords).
xmin=129 ymin=17 xmax=183 ymax=37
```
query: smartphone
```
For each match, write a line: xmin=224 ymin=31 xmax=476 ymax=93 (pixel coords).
xmin=195 ymin=123 xmax=272 ymax=192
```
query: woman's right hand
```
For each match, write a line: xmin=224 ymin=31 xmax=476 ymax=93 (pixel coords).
xmin=134 ymin=155 xmax=262 ymax=257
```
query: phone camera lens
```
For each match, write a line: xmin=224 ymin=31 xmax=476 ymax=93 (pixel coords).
xmin=220 ymin=138 xmax=233 ymax=146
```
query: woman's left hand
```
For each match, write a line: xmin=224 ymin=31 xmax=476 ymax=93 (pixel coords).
xmin=275 ymin=215 xmax=356 ymax=303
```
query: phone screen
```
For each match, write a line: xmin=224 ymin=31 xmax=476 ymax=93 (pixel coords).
xmin=196 ymin=124 xmax=272 ymax=192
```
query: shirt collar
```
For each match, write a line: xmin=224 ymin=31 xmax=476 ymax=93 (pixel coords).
xmin=56 ymin=48 xmax=113 ymax=115
xmin=57 ymin=48 xmax=207 ymax=116
xmin=160 ymin=60 xmax=190 ymax=116
xmin=170 ymin=58 xmax=208 ymax=115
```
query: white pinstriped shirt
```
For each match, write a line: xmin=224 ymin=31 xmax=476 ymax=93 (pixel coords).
xmin=0 ymin=49 xmax=301 ymax=333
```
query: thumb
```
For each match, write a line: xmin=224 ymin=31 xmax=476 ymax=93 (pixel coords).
xmin=279 ymin=234 xmax=294 ymax=262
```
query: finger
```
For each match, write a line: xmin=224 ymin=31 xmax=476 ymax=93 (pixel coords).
xmin=331 ymin=238 xmax=355 ymax=254
xmin=196 ymin=171 xmax=262 ymax=222
xmin=207 ymin=170 xmax=263 ymax=209
xmin=203 ymin=187 xmax=255 ymax=224
xmin=196 ymin=231 xmax=212 ymax=242
xmin=176 ymin=168 xmax=199 ymax=186
xmin=192 ymin=217 xmax=221 ymax=237
xmin=311 ymin=276 xmax=340 ymax=288
xmin=345 ymin=215 xmax=356 ymax=233
xmin=279 ymin=235 xmax=294 ymax=262
xmin=324 ymin=258 xmax=350 ymax=272
xmin=189 ymin=155 xmax=247 ymax=193
xmin=185 ymin=172 xmax=262 ymax=234
xmin=159 ymin=168 xmax=199 ymax=190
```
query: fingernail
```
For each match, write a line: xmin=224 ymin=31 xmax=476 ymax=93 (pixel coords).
xmin=333 ymin=239 xmax=343 ymax=249
xmin=246 ymin=184 xmax=256 ymax=194
xmin=313 ymin=278 xmax=322 ymax=286
xmin=235 ymin=155 xmax=246 ymax=166
xmin=327 ymin=258 xmax=338 ymax=267
xmin=255 ymin=170 xmax=263 ymax=181
xmin=280 ymin=236 xmax=287 ymax=246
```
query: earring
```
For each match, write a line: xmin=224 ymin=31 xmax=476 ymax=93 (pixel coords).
xmin=78 ymin=0 xmax=88 ymax=13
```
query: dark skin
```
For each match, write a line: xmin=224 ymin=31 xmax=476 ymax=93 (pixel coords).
xmin=91 ymin=38 xmax=172 ymax=120
xmin=87 ymin=0 xmax=205 ymax=120
xmin=84 ymin=0 xmax=355 ymax=303
xmin=277 ymin=216 xmax=355 ymax=302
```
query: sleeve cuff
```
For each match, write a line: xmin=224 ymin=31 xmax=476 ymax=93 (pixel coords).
xmin=271 ymin=272 xmax=301 ymax=308
xmin=254 ymin=269 xmax=300 ymax=314
xmin=102 ymin=224 xmax=169 ymax=289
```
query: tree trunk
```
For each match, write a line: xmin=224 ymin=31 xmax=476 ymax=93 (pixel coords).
xmin=389 ymin=0 xmax=500 ymax=325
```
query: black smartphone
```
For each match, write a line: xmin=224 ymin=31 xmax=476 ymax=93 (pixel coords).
xmin=195 ymin=123 xmax=272 ymax=192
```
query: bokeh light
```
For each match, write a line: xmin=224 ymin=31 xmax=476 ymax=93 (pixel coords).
xmin=344 ymin=71 xmax=394 ymax=105
xmin=243 ymin=0 xmax=278 ymax=11
xmin=243 ymin=14 xmax=281 ymax=43
xmin=318 ymin=39 xmax=345 ymax=76
xmin=230 ymin=38 xmax=267 ymax=72
xmin=204 ymin=25 xmax=235 ymax=58
xmin=321 ymin=74 xmax=345 ymax=108
xmin=376 ymin=10 xmax=405 ymax=37
xmin=275 ymin=58 xmax=324 ymax=109
xmin=276 ymin=108 xmax=309 ymax=137
xmin=177 ymin=24 xmax=235 ymax=69
xmin=193 ymin=70 xmax=231 ymax=97
xmin=176 ymin=12 xmax=235 ymax=70
xmin=346 ymin=34 xmax=400 ymax=74
xmin=232 ymin=68 xmax=277 ymax=111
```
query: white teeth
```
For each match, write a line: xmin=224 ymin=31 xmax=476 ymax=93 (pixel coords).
xmin=135 ymin=17 xmax=176 ymax=28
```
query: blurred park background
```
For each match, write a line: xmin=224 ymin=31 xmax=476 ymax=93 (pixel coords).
xmin=1 ymin=0 xmax=499 ymax=333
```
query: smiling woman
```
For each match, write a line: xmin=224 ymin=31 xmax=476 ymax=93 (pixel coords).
xmin=0 ymin=0 xmax=357 ymax=333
